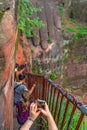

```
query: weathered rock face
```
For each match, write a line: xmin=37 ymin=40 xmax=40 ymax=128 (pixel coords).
xmin=63 ymin=37 xmax=87 ymax=98
xmin=0 ymin=0 xmax=11 ymax=12
xmin=29 ymin=0 xmax=63 ymax=76
xmin=63 ymin=0 xmax=87 ymax=24
xmin=0 ymin=1 xmax=16 ymax=129
xmin=57 ymin=0 xmax=87 ymax=102
xmin=17 ymin=35 xmax=32 ymax=72
xmin=16 ymin=44 xmax=25 ymax=65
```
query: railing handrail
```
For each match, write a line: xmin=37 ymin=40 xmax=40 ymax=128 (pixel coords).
xmin=26 ymin=73 xmax=87 ymax=130
xmin=48 ymin=78 xmax=87 ymax=115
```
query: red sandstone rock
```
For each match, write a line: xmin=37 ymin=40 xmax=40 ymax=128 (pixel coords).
xmin=0 ymin=7 xmax=16 ymax=130
xmin=16 ymin=44 xmax=25 ymax=65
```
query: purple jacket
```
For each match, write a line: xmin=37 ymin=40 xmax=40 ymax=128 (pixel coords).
xmin=16 ymin=101 xmax=30 ymax=124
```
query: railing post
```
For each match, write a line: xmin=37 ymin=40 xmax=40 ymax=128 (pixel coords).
xmin=42 ymin=77 xmax=47 ymax=100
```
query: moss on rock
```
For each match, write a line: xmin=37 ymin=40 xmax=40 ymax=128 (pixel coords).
xmin=0 ymin=12 xmax=4 ymax=22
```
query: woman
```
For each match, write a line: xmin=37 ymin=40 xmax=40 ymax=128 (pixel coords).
xmin=20 ymin=101 xmax=58 ymax=130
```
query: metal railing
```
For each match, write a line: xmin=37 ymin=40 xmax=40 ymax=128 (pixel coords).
xmin=26 ymin=73 xmax=87 ymax=130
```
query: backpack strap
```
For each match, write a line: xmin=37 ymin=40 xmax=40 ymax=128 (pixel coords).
xmin=14 ymin=84 xmax=21 ymax=90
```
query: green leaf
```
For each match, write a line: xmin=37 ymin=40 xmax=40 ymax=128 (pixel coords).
xmin=18 ymin=0 xmax=44 ymax=37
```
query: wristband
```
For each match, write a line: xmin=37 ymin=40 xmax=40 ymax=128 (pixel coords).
xmin=28 ymin=117 xmax=34 ymax=122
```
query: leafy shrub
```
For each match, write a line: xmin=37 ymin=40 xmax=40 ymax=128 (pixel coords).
xmin=18 ymin=0 xmax=44 ymax=37
xmin=32 ymin=67 xmax=43 ymax=75
xmin=58 ymin=4 xmax=64 ymax=17
xmin=31 ymin=49 xmax=35 ymax=54
xmin=47 ymin=36 xmax=52 ymax=43
xmin=49 ymin=73 xmax=58 ymax=80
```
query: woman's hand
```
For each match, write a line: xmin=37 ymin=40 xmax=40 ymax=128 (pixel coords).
xmin=32 ymin=84 xmax=36 ymax=88
xmin=30 ymin=102 xmax=40 ymax=121
xmin=39 ymin=102 xmax=51 ymax=118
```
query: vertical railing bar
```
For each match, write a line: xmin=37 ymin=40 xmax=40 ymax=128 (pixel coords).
xmin=75 ymin=112 xmax=84 ymax=130
xmin=40 ymin=78 xmax=43 ymax=99
xmin=45 ymin=81 xmax=49 ymax=101
xmin=52 ymin=88 xmax=56 ymax=115
xmin=41 ymin=78 xmax=43 ymax=98
xmin=38 ymin=77 xmax=42 ymax=99
xmin=50 ymin=86 xmax=54 ymax=113
xmin=34 ymin=76 xmax=36 ymax=99
xmin=67 ymin=105 xmax=77 ymax=130
xmin=38 ymin=78 xmax=41 ymax=99
xmin=27 ymin=73 xmax=29 ymax=89
xmin=60 ymin=100 xmax=70 ymax=130
xmin=36 ymin=76 xmax=38 ymax=99
xmin=42 ymin=77 xmax=47 ymax=100
xmin=57 ymin=95 xmax=64 ymax=126
xmin=47 ymin=82 xmax=51 ymax=106
xmin=54 ymin=91 xmax=60 ymax=121
xmin=46 ymin=80 xmax=49 ymax=101
xmin=41 ymin=78 xmax=44 ymax=98
xmin=36 ymin=77 xmax=38 ymax=99
xmin=28 ymin=73 xmax=31 ymax=89
xmin=49 ymin=84 xmax=53 ymax=109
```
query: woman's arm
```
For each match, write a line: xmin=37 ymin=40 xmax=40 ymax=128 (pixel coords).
xmin=47 ymin=112 xmax=58 ymax=130
xmin=20 ymin=119 xmax=33 ymax=130
xmin=40 ymin=103 xmax=58 ymax=130
xmin=29 ymin=84 xmax=36 ymax=95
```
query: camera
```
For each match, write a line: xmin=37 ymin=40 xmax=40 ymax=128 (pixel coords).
xmin=37 ymin=99 xmax=45 ymax=109
xmin=18 ymin=64 xmax=26 ymax=70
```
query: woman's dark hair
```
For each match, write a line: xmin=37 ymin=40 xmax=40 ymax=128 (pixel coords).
xmin=15 ymin=63 xmax=19 ymax=68
xmin=18 ymin=64 xmax=26 ymax=70
xmin=18 ymin=73 xmax=25 ymax=80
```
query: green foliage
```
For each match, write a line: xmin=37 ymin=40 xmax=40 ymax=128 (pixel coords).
xmin=65 ymin=24 xmax=87 ymax=42
xmin=38 ymin=67 xmax=43 ymax=74
xmin=40 ymin=116 xmax=48 ymax=130
xmin=61 ymin=20 xmax=66 ymax=25
xmin=66 ymin=25 xmax=87 ymax=34
xmin=72 ymin=33 xmax=87 ymax=42
xmin=63 ymin=48 xmax=68 ymax=59
xmin=61 ymin=29 xmax=65 ymax=34
xmin=32 ymin=67 xmax=43 ymax=75
xmin=70 ymin=10 xmax=77 ymax=19
xmin=69 ymin=18 xmax=77 ymax=24
xmin=77 ymin=55 xmax=87 ymax=63
xmin=47 ymin=36 xmax=52 ymax=43
xmin=49 ymin=73 xmax=58 ymax=80
xmin=58 ymin=4 xmax=64 ymax=17
xmin=66 ymin=28 xmax=77 ymax=33
xmin=77 ymin=26 xmax=87 ymax=32
xmin=18 ymin=0 xmax=44 ymax=37
xmin=0 ymin=12 xmax=4 ymax=22
xmin=33 ymin=116 xmax=48 ymax=130
xmin=31 ymin=49 xmax=35 ymax=54
xmin=80 ymin=117 xmax=87 ymax=130
xmin=55 ymin=99 xmax=87 ymax=130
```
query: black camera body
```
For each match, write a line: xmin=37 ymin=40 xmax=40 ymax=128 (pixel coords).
xmin=37 ymin=99 xmax=45 ymax=109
